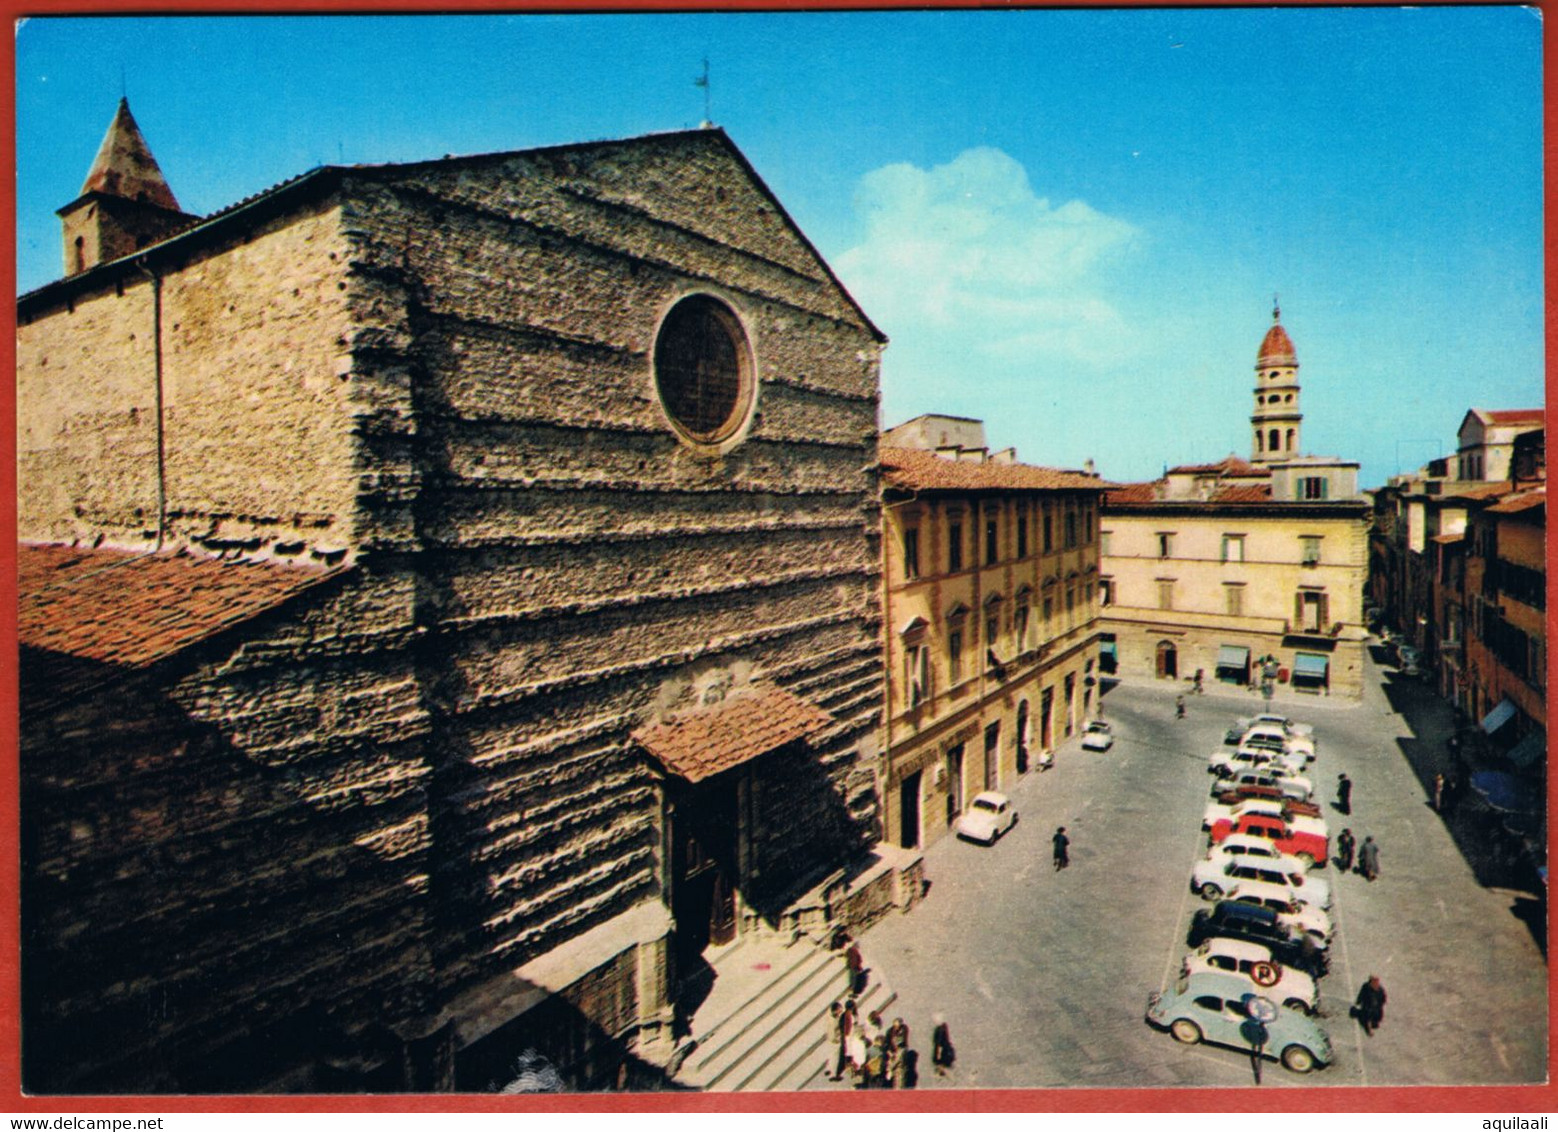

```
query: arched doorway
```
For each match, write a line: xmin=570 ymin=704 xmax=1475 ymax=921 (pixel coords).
xmin=1156 ymin=640 xmax=1178 ymax=680
xmin=1016 ymin=700 xmax=1030 ymax=773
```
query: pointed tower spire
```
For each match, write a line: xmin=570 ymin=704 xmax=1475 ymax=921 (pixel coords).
xmin=79 ymin=97 xmax=182 ymax=211
xmin=57 ymin=99 xmax=196 ymax=278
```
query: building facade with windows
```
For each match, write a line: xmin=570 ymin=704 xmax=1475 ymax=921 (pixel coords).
xmin=878 ymin=418 xmax=1106 ymax=850
xmin=18 ymin=103 xmax=895 ymax=1092
xmin=1099 ymin=309 xmax=1370 ymax=698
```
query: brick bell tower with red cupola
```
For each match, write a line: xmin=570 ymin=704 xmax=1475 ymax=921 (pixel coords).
xmin=1251 ymin=297 xmax=1303 ymax=464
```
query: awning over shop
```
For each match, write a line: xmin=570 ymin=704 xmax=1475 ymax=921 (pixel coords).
xmin=1471 ymin=770 xmax=1543 ymax=815
xmin=1507 ymin=731 xmax=1546 ymax=769
xmin=1215 ymin=645 xmax=1251 ymax=670
xmin=633 ymin=685 xmax=834 ymax=783
xmin=1292 ymin=653 xmax=1329 ymax=680
xmin=1481 ymin=698 xmax=1518 ymax=735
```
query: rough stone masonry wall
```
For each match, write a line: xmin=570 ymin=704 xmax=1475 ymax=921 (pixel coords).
xmin=338 ymin=133 xmax=884 ymax=1021
xmin=17 ymin=199 xmax=360 ymax=559
xmin=21 ymin=570 xmax=436 ymax=1093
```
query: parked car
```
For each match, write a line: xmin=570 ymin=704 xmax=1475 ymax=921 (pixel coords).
xmin=1196 ymin=835 xmax=1333 ymax=906
xmin=1239 ymin=713 xmax=1315 ymax=739
xmin=1234 ymin=740 xmax=1310 ymax=774
xmin=1145 ymin=971 xmax=1332 ymax=1072
xmin=1242 ymin=724 xmax=1316 ymax=760
xmin=1208 ymin=812 xmax=1329 ymax=869
xmin=1181 ymin=937 xmax=1319 ymax=1015
xmin=1187 ymin=900 xmax=1329 ymax=977
xmin=1080 ymin=720 xmax=1114 ymax=751
xmin=1215 ymin=768 xmax=1314 ymax=801
xmin=1227 ymin=881 xmax=1333 ymax=943
xmin=1209 ymin=746 xmax=1288 ymax=779
xmin=955 ymin=791 xmax=1018 ymax=844
xmin=1205 ymin=797 xmax=1330 ymax=841
xmin=1203 ymin=788 xmax=1322 ymax=830
xmin=1195 ymin=853 xmax=1332 ymax=907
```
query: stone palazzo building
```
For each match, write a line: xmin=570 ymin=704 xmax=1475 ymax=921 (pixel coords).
xmin=878 ymin=416 xmax=1107 ymax=849
xmin=1099 ymin=307 xmax=1370 ymax=698
xmin=17 ymin=102 xmax=895 ymax=1092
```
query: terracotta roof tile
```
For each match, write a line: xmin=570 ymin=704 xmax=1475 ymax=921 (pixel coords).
xmin=1483 ymin=409 xmax=1545 ymax=424
xmin=633 ymin=685 xmax=834 ymax=783
xmin=1210 ymin=484 xmax=1274 ymax=503
xmin=1167 ymin=455 xmax=1261 ymax=476
xmin=1105 ymin=481 xmax=1159 ymax=505
xmin=18 ymin=543 xmax=347 ymax=668
xmin=1488 ymin=488 xmax=1545 ymax=515
xmin=880 ymin=447 xmax=1106 ymax=493
xmin=1257 ymin=322 xmax=1298 ymax=366
xmin=1443 ymin=480 xmax=1516 ymax=501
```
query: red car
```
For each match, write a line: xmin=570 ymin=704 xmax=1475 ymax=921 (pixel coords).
xmin=1208 ymin=812 xmax=1329 ymax=868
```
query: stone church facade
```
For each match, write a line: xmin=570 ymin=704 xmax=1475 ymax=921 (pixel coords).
xmin=17 ymin=102 xmax=892 ymax=1092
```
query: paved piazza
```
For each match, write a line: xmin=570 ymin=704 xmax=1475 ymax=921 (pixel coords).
xmin=840 ymin=645 xmax=1547 ymax=1090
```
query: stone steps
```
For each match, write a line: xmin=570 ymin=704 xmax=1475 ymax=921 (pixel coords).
xmin=674 ymin=936 xmax=895 ymax=1092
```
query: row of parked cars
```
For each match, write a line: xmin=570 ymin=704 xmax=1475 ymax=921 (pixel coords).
xmin=1145 ymin=714 xmax=1336 ymax=1074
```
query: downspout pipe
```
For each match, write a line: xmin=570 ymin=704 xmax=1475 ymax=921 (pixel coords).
xmin=136 ymin=257 xmax=166 ymax=551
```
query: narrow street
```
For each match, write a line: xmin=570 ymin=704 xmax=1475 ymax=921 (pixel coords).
xmin=835 ymin=646 xmax=1547 ymax=1090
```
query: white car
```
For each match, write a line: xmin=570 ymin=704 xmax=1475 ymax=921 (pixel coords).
xmin=1209 ymin=746 xmax=1305 ymax=779
xmin=1203 ymin=797 xmax=1330 ymax=842
xmin=1243 ymin=724 xmax=1316 ymax=758
xmin=955 ymin=791 xmax=1018 ymax=844
xmin=1229 ymin=880 xmax=1333 ymax=942
xmin=1238 ymin=713 xmax=1315 ymax=740
xmin=1203 ymin=835 xmax=1333 ymax=901
xmin=1235 ymin=742 xmax=1310 ymax=775
xmin=1181 ymin=937 xmax=1319 ymax=1015
xmin=1193 ymin=850 xmax=1333 ymax=910
xmin=1213 ymin=768 xmax=1313 ymax=801
xmin=1080 ymin=720 xmax=1114 ymax=751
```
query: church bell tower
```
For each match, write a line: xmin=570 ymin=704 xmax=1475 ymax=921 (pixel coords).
xmin=1251 ymin=299 xmax=1302 ymax=464
xmin=56 ymin=99 xmax=196 ymax=277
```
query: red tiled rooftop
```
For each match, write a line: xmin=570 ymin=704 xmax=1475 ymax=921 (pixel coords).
xmin=1210 ymin=484 xmax=1274 ymax=503
xmin=1167 ymin=455 xmax=1262 ymax=477
xmin=1105 ymin=482 xmax=1159 ymax=505
xmin=18 ymin=543 xmax=347 ymax=668
xmin=880 ymin=447 xmax=1106 ymax=494
xmin=1487 ymin=488 xmax=1545 ymax=515
xmin=633 ymin=685 xmax=834 ymax=783
xmin=1483 ymin=409 xmax=1545 ymax=425
xmin=1443 ymin=480 xmax=1516 ymax=501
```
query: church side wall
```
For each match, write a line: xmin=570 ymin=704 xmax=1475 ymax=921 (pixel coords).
xmin=17 ymin=200 xmax=361 ymax=558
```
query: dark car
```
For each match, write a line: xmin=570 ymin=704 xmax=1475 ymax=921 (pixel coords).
xmin=1186 ymin=900 xmax=1329 ymax=978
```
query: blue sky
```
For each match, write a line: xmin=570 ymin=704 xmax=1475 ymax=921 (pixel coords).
xmin=15 ymin=10 xmax=1544 ymax=488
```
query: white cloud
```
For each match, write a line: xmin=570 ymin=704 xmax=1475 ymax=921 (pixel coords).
xmin=835 ymin=147 xmax=1141 ymax=367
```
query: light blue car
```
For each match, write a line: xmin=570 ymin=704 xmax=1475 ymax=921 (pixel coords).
xmin=1145 ymin=971 xmax=1333 ymax=1073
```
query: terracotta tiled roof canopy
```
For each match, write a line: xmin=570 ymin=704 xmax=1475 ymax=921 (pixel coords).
xmin=1488 ymin=488 xmax=1545 ymax=515
xmin=633 ymin=685 xmax=834 ymax=783
xmin=880 ymin=446 xmax=1105 ymax=493
xmin=1482 ymin=409 xmax=1545 ymax=425
xmin=18 ymin=543 xmax=346 ymax=668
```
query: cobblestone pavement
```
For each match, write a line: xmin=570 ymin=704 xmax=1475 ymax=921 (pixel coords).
xmin=821 ymin=644 xmax=1546 ymax=1092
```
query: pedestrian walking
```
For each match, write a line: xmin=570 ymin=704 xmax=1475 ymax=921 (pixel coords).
xmin=1193 ymin=669 xmax=1205 ymax=694
xmin=931 ymin=1014 xmax=956 ymax=1076
xmin=1052 ymin=825 xmax=1070 ymax=871
xmin=1358 ymin=835 xmax=1380 ymax=881
xmin=1176 ymin=695 xmax=1186 ymax=719
xmin=1335 ymin=773 xmax=1352 ymax=815
xmin=1433 ymin=772 xmax=1446 ymax=813
xmin=886 ymin=1017 xmax=911 ymax=1089
xmin=833 ymin=999 xmax=856 ymax=1081
xmin=1335 ymin=828 xmax=1356 ymax=873
xmin=1353 ymin=975 xmax=1387 ymax=1035
xmin=844 ymin=936 xmax=867 ymax=995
